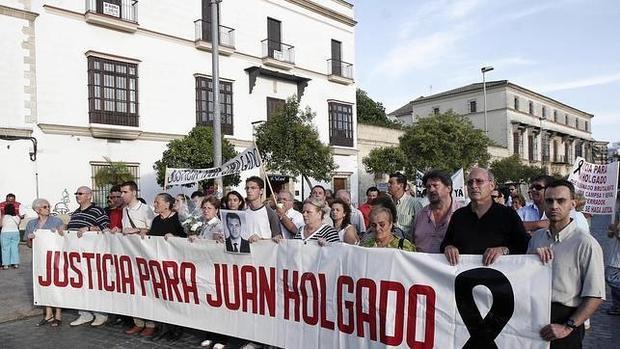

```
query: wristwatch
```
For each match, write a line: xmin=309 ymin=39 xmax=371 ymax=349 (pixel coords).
xmin=565 ymin=319 xmax=577 ymax=330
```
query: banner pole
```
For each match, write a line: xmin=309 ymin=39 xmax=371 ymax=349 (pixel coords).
xmin=253 ymin=140 xmax=277 ymax=206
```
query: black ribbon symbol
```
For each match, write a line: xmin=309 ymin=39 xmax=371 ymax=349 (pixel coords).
xmin=573 ymin=159 xmax=584 ymax=175
xmin=454 ymin=268 xmax=515 ymax=349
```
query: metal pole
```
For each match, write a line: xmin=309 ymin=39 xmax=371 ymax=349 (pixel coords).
xmin=483 ymin=72 xmax=487 ymax=134
xmin=211 ymin=0 xmax=223 ymax=198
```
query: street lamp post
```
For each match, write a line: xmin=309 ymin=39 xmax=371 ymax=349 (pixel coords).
xmin=481 ymin=66 xmax=494 ymax=135
xmin=211 ymin=0 xmax=223 ymax=198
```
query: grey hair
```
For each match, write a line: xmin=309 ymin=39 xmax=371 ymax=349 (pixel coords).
xmin=32 ymin=198 xmax=51 ymax=210
xmin=278 ymin=190 xmax=294 ymax=201
xmin=303 ymin=197 xmax=326 ymax=218
xmin=469 ymin=167 xmax=495 ymax=182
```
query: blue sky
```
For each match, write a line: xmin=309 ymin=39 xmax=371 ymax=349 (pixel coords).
xmin=354 ymin=0 xmax=620 ymax=143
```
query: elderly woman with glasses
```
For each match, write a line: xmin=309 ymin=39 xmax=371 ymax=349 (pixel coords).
xmin=25 ymin=198 xmax=65 ymax=327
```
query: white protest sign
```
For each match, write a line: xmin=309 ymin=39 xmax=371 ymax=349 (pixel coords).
xmin=33 ymin=230 xmax=550 ymax=349
xmin=451 ymin=168 xmax=468 ymax=205
xmin=568 ymin=157 xmax=619 ymax=214
xmin=165 ymin=145 xmax=262 ymax=186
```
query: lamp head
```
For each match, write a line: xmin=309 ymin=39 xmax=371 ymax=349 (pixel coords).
xmin=481 ymin=66 xmax=494 ymax=73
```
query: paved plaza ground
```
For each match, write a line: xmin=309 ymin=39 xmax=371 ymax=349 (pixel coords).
xmin=0 ymin=215 xmax=619 ymax=348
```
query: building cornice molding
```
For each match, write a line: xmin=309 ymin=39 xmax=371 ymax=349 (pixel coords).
xmin=330 ymin=145 xmax=358 ymax=156
xmin=284 ymin=0 xmax=356 ymax=27
xmin=506 ymin=83 xmax=594 ymax=118
xmin=85 ymin=50 xmax=141 ymax=64
xmin=37 ymin=123 xmax=186 ymax=142
xmin=0 ymin=4 xmax=38 ymax=21
xmin=0 ymin=127 xmax=34 ymax=138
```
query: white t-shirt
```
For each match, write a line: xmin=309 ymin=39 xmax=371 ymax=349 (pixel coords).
xmin=280 ymin=208 xmax=304 ymax=239
xmin=1 ymin=215 xmax=21 ymax=232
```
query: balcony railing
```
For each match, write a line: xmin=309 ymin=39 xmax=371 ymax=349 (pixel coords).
xmin=86 ymin=0 xmax=138 ymax=23
xmin=327 ymin=59 xmax=353 ymax=79
xmin=261 ymin=39 xmax=295 ymax=64
xmin=194 ymin=20 xmax=235 ymax=48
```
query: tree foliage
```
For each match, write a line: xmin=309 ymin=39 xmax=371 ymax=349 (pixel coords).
xmin=490 ymin=154 xmax=548 ymax=184
xmin=153 ymin=126 xmax=239 ymax=188
xmin=356 ymin=88 xmax=403 ymax=129
xmin=362 ymin=146 xmax=408 ymax=176
xmin=94 ymin=157 xmax=135 ymax=187
xmin=399 ymin=111 xmax=491 ymax=172
xmin=255 ymin=97 xmax=336 ymax=182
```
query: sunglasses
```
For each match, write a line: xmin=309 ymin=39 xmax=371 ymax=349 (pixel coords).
xmin=74 ymin=192 xmax=87 ymax=196
xmin=529 ymin=184 xmax=546 ymax=191
xmin=40 ymin=205 xmax=50 ymax=209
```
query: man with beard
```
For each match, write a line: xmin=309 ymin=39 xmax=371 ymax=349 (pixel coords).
xmin=411 ymin=170 xmax=461 ymax=253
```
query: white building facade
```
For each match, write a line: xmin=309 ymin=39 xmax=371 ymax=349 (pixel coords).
xmin=390 ymin=81 xmax=597 ymax=176
xmin=0 ymin=0 xmax=358 ymax=210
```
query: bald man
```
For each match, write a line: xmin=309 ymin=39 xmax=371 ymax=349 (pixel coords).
xmin=67 ymin=185 xmax=110 ymax=327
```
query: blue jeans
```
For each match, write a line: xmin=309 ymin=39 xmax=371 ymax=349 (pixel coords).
xmin=605 ymin=266 xmax=620 ymax=308
xmin=1 ymin=231 xmax=20 ymax=266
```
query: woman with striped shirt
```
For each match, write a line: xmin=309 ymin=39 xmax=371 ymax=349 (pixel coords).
xmin=293 ymin=197 xmax=339 ymax=244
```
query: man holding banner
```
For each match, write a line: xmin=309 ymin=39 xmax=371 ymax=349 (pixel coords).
xmin=528 ymin=180 xmax=605 ymax=348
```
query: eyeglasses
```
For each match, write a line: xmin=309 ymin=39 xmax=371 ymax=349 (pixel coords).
xmin=74 ymin=192 xmax=86 ymax=196
xmin=466 ymin=178 xmax=488 ymax=187
xmin=529 ymin=184 xmax=546 ymax=191
xmin=40 ymin=205 xmax=49 ymax=209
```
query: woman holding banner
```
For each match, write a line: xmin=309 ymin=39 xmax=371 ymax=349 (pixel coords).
xmin=25 ymin=198 xmax=65 ymax=327
xmin=362 ymin=207 xmax=416 ymax=251
xmin=292 ymin=198 xmax=339 ymax=244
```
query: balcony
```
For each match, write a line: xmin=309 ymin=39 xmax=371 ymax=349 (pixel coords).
xmin=552 ymin=155 xmax=568 ymax=164
xmin=85 ymin=0 xmax=138 ymax=33
xmin=327 ymin=59 xmax=354 ymax=85
xmin=194 ymin=19 xmax=235 ymax=56
xmin=261 ymin=39 xmax=295 ymax=70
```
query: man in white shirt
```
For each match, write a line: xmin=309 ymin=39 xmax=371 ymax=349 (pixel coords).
xmin=245 ymin=176 xmax=282 ymax=241
xmin=275 ymin=190 xmax=304 ymax=239
xmin=118 ymin=181 xmax=156 ymax=337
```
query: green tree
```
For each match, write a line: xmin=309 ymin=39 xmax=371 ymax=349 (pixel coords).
xmin=399 ymin=111 xmax=491 ymax=172
xmin=490 ymin=154 xmax=548 ymax=184
xmin=255 ymin=97 xmax=336 ymax=183
xmin=356 ymin=88 xmax=403 ymax=129
xmin=94 ymin=157 xmax=135 ymax=187
xmin=153 ymin=126 xmax=239 ymax=188
xmin=362 ymin=146 xmax=408 ymax=176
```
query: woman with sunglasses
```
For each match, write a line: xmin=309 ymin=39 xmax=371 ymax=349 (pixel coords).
xmin=25 ymin=198 xmax=65 ymax=327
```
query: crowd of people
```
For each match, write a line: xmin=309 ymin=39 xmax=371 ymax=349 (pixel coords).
xmin=2 ymin=166 xmax=619 ymax=349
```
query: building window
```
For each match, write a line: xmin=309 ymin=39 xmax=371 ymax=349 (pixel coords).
xmin=433 ymin=107 xmax=440 ymax=115
xmin=542 ymin=106 xmax=546 ymax=118
xmin=513 ymin=132 xmax=522 ymax=156
xmin=87 ymin=56 xmax=138 ymax=127
xmin=266 ymin=97 xmax=285 ymax=120
xmin=564 ymin=114 xmax=569 ymax=125
xmin=575 ymin=118 xmax=579 ymax=129
xmin=469 ymin=100 xmax=477 ymax=113
xmin=528 ymin=101 xmax=534 ymax=115
xmin=528 ymin=134 xmax=534 ymax=161
xmin=196 ymin=77 xmax=233 ymax=135
xmin=585 ymin=120 xmax=589 ymax=131
xmin=328 ymin=102 xmax=353 ymax=147
xmin=514 ymin=96 xmax=519 ymax=110
xmin=553 ymin=110 xmax=557 ymax=122
xmin=90 ymin=162 xmax=140 ymax=207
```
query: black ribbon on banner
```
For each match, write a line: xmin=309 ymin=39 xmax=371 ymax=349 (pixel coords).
xmin=573 ymin=159 xmax=585 ymax=175
xmin=454 ymin=268 xmax=515 ymax=349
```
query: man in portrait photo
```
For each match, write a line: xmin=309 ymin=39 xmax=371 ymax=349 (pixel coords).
xmin=224 ymin=211 xmax=250 ymax=253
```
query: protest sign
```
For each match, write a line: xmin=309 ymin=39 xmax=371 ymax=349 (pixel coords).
xmin=451 ymin=168 xmax=468 ymax=205
xmin=33 ymin=230 xmax=550 ymax=348
xmin=568 ymin=157 xmax=619 ymax=214
xmin=164 ymin=145 xmax=262 ymax=186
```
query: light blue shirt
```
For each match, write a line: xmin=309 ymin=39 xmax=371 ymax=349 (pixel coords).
xmin=25 ymin=216 xmax=64 ymax=235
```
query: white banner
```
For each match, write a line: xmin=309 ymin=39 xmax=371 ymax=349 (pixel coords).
xmin=451 ymin=168 xmax=468 ymax=205
xmin=568 ymin=157 xmax=619 ymax=214
xmin=33 ymin=230 xmax=550 ymax=348
xmin=164 ymin=145 xmax=262 ymax=187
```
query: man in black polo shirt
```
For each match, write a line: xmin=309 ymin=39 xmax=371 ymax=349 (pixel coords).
xmin=440 ymin=168 xmax=528 ymax=265
xmin=67 ymin=186 xmax=110 ymax=327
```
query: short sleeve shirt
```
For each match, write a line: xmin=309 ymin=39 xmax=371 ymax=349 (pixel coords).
xmin=294 ymin=224 xmax=340 ymax=243
xmin=394 ymin=193 xmax=423 ymax=239
xmin=122 ymin=201 xmax=155 ymax=229
xmin=527 ymin=220 xmax=606 ymax=306
xmin=280 ymin=208 xmax=304 ymax=239
xmin=67 ymin=204 xmax=109 ymax=230
xmin=25 ymin=216 xmax=64 ymax=235
xmin=412 ymin=199 xmax=462 ymax=253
